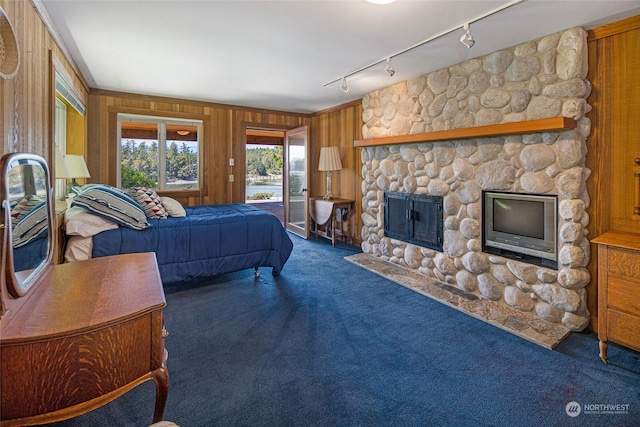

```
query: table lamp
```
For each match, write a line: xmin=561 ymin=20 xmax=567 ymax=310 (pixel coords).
xmin=64 ymin=154 xmax=91 ymax=187
xmin=318 ymin=146 xmax=342 ymax=200
xmin=56 ymin=153 xmax=90 ymax=205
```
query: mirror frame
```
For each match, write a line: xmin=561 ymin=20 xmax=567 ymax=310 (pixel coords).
xmin=0 ymin=153 xmax=54 ymax=298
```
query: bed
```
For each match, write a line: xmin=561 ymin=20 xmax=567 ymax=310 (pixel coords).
xmin=10 ymin=195 xmax=50 ymax=272
xmin=64 ymin=185 xmax=293 ymax=284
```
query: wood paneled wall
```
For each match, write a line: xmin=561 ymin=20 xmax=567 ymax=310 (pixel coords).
xmin=0 ymin=0 xmax=362 ymax=238
xmin=88 ymin=90 xmax=310 ymax=207
xmin=310 ymin=100 xmax=364 ymax=245
xmin=0 ymin=0 xmax=88 ymax=165
xmin=586 ymin=14 xmax=640 ymax=331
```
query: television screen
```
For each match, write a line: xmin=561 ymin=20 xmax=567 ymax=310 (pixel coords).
xmin=493 ymin=198 xmax=544 ymax=239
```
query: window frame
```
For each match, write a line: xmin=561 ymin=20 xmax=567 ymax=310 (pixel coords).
xmin=54 ymin=71 xmax=86 ymax=200
xmin=117 ymin=113 xmax=203 ymax=192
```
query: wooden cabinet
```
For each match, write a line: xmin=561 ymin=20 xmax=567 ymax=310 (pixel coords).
xmin=592 ymin=231 xmax=640 ymax=363
xmin=0 ymin=252 xmax=168 ymax=426
xmin=309 ymin=197 xmax=354 ymax=247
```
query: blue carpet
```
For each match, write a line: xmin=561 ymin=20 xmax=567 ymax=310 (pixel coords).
xmin=49 ymin=233 xmax=639 ymax=426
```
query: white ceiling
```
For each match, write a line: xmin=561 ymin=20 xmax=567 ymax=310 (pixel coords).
xmin=40 ymin=0 xmax=640 ymax=114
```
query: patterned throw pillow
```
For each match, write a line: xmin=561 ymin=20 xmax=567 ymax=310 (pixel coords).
xmin=10 ymin=195 xmax=45 ymax=228
xmin=69 ymin=184 xmax=98 ymax=197
xmin=12 ymin=199 xmax=48 ymax=248
xmin=129 ymin=187 xmax=169 ymax=219
xmin=71 ymin=184 xmax=150 ymax=230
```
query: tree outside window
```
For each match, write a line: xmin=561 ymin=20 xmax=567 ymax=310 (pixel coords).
xmin=118 ymin=115 xmax=202 ymax=191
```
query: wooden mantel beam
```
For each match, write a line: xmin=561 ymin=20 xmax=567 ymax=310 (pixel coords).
xmin=354 ymin=117 xmax=577 ymax=147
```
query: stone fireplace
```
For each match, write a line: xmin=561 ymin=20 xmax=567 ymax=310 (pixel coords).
xmin=357 ymin=27 xmax=591 ymax=339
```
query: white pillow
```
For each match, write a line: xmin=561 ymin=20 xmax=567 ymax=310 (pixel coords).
xmin=65 ymin=235 xmax=93 ymax=262
xmin=160 ymin=197 xmax=186 ymax=217
xmin=65 ymin=206 xmax=119 ymax=237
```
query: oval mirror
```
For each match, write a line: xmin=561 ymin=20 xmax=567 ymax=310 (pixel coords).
xmin=1 ymin=153 xmax=53 ymax=297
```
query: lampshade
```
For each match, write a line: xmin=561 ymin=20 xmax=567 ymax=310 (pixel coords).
xmin=64 ymin=154 xmax=91 ymax=179
xmin=318 ymin=147 xmax=342 ymax=172
xmin=55 ymin=147 xmax=71 ymax=179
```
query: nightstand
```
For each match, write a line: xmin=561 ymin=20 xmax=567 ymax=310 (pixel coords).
xmin=53 ymin=200 xmax=67 ymax=264
xmin=309 ymin=197 xmax=354 ymax=247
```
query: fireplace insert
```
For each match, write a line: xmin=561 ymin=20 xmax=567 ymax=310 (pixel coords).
xmin=384 ymin=191 xmax=443 ymax=251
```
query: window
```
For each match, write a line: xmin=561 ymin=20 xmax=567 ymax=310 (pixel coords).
xmin=117 ymin=114 xmax=202 ymax=191
xmin=54 ymin=97 xmax=68 ymax=200
xmin=54 ymin=72 xmax=86 ymax=200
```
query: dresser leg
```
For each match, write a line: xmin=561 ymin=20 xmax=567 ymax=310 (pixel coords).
xmin=599 ymin=340 xmax=609 ymax=364
xmin=151 ymin=366 xmax=170 ymax=422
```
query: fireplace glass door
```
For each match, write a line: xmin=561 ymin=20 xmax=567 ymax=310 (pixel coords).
xmin=384 ymin=191 xmax=443 ymax=251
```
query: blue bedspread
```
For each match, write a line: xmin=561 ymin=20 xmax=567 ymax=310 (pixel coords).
xmin=92 ymin=203 xmax=293 ymax=283
xmin=13 ymin=236 xmax=49 ymax=272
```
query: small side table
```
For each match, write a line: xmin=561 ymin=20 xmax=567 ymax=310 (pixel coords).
xmin=309 ymin=197 xmax=354 ymax=247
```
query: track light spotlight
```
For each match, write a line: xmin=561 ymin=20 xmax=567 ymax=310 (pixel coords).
xmin=341 ymin=76 xmax=349 ymax=93
xmin=385 ymin=57 xmax=395 ymax=77
xmin=460 ymin=24 xmax=475 ymax=48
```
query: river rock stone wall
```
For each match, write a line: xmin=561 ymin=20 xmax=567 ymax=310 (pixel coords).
xmin=359 ymin=27 xmax=591 ymax=332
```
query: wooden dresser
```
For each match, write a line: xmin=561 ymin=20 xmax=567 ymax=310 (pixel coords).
xmin=592 ymin=231 xmax=640 ymax=363
xmin=0 ymin=252 xmax=168 ymax=426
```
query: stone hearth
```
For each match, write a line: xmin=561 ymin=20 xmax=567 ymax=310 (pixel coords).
xmin=357 ymin=27 xmax=592 ymax=338
xmin=345 ymin=253 xmax=571 ymax=349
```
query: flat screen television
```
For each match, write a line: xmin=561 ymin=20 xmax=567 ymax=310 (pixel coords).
xmin=482 ymin=191 xmax=557 ymax=268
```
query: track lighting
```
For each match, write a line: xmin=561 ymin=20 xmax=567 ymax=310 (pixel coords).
xmin=341 ymin=76 xmax=349 ymax=93
xmin=324 ymin=0 xmax=523 ymax=90
xmin=460 ymin=24 xmax=475 ymax=48
xmin=385 ymin=58 xmax=395 ymax=77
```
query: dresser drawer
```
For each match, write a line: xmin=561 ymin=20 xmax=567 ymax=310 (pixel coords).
xmin=608 ymin=276 xmax=640 ymax=314
xmin=593 ymin=231 xmax=640 ymax=363
xmin=608 ymin=248 xmax=640 ymax=278
xmin=606 ymin=309 xmax=640 ymax=353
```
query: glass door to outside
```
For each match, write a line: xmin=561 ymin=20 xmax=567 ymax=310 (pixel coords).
xmin=284 ymin=126 xmax=309 ymax=238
